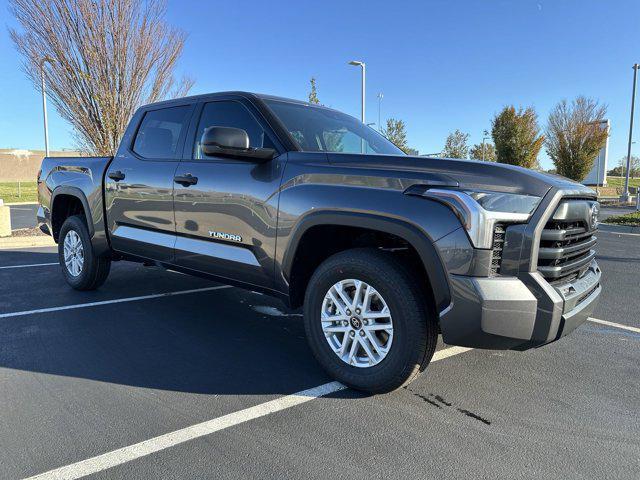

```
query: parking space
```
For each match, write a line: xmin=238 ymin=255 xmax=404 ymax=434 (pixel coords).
xmin=0 ymin=232 xmax=639 ymax=479
xmin=0 ymin=259 xmax=223 ymax=315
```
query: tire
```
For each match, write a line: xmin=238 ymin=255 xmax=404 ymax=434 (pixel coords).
xmin=303 ymin=248 xmax=438 ymax=394
xmin=58 ymin=215 xmax=111 ymax=291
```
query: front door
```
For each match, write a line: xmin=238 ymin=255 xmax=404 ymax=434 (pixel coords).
xmin=173 ymin=100 xmax=284 ymax=288
xmin=105 ymin=103 xmax=193 ymax=262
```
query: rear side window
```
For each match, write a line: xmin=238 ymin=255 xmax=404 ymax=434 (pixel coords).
xmin=133 ymin=106 xmax=191 ymax=159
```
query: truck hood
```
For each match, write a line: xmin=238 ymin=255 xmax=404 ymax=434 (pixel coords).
xmin=326 ymin=153 xmax=596 ymax=198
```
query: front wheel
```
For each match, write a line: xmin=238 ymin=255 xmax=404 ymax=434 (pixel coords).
xmin=58 ymin=215 xmax=111 ymax=290
xmin=303 ymin=248 xmax=438 ymax=394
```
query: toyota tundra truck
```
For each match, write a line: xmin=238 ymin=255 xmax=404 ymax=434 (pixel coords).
xmin=37 ymin=92 xmax=602 ymax=393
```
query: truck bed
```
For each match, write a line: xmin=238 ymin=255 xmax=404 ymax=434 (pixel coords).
xmin=37 ymin=156 xmax=113 ymax=253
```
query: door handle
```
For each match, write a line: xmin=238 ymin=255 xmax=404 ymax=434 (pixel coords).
xmin=108 ymin=170 xmax=125 ymax=181
xmin=174 ymin=174 xmax=198 ymax=187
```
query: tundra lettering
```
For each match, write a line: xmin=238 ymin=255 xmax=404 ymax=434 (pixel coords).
xmin=37 ymin=91 xmax=602 ymax=393
xmin=208 ymin=231 xmax=242 ymax=242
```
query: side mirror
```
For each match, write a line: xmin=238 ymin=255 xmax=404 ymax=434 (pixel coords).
xmin=200 ymin=126 xmax=275 ymax=162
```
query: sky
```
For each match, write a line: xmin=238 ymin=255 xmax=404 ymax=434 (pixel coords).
xmin=0 ymin=0 xmax=639 ymax=170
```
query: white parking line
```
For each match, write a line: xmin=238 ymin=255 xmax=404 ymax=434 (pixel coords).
xmin=0 ymin=285 xmax=231 ymax=319
xmin=588 ymin=317 xmax=640 ymax=334
xmin=0 ymin=262 xmax=58 ymax=270
xmin=430 ymin=345 xmax=473 ymax=360
xmin=24 ymin=345 xmax=472 ymax=479
xmin=598 ymin=229 xmax=640 ymax=237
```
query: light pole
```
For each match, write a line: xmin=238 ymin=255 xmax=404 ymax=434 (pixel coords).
xmin=348 ymin=60 xmax=366 ymax=123
xmin=622 ymin=63 xmax=639 ymax=202
xmin=481 ymin=130 xmax=490 ymax=161
xmin=40 ymin=57 xmax=54 ymax=157
xmin=377 ymin=92 xmax=383 ymax=132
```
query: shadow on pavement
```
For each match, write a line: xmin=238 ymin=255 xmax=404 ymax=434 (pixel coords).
xmin=0 ymin=251 xmax=335 ymax=397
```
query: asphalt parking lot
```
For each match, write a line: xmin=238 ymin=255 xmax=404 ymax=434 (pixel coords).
xmin=0 ymin=231 xmax=639 ymax=479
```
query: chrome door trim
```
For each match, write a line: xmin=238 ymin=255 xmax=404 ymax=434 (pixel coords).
xmin=112 ymin=225 xmax=176 ymax=250
xmin=174 ymin=235 xmax=260 ymax=267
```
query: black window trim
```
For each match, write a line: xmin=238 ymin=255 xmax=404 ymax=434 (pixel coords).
xmin=128 ymin=101 xmax=197 ymax=162
xmin=181 ymin=97 xmax=285 ymax=163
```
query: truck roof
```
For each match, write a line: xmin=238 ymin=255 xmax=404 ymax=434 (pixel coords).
xmin=142 ymin=91 xmax=315 ymax=109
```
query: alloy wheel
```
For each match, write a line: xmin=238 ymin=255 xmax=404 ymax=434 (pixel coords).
xmin=63 ymin=230 xmax=84 ymax=277
xmin=321 ymin=279 xmax=394 ymax=368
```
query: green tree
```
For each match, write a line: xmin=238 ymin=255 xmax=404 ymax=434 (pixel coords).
xmin=607 ymin=165 xmax=624 ymax=176
xmin=308 ymin=77 xmax=320 ymax=104
xmin=469 ymin=142 xmax=496 ymax=161
xmin=491 ymin=106 xmax=544 ymax=168
xmin=442 ymin=129 xmax=470 ymax=158
xmin=545 ymin=96 xmax=608 ymax=181
xmin=382 ymin=118 xmax=409 ymax=153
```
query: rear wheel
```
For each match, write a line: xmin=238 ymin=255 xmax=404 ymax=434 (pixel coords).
xmin=303 ymin=248 xmax=438 ymax=393
xmin=58 ymin=215 xmax=111 ymax=290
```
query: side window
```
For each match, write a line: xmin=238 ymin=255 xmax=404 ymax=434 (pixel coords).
xmin=133 ymin=105 xmax=191 ymax=159
xmin=194 ymin=101 xmax=274 ymax=159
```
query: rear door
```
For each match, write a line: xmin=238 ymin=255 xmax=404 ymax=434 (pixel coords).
xmin=172 ymin=99 xmax=285 ymax=288
xmin=105 ymin=103 xmax=195 ymax=262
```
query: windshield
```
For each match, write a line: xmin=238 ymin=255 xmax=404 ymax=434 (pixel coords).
xmin=264 ymin=99 xmax=404 ymax=155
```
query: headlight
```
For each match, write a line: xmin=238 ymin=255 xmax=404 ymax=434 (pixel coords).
xmin=421 ymin=189 xmax=541 ymax=249
xmin=465 ymin=191 xmax=541 ymax=215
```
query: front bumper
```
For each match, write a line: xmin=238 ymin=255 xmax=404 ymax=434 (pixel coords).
xmin=439 ymin=260 xmax=601 ymax=350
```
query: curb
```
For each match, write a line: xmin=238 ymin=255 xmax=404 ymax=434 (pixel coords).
xmin=0 ymin=236 xmax=56 ymax=249
xmin=4 ymin=202 xmax=38 ymax=206
xmin=599 ymin=223 xmax=640 ymax=234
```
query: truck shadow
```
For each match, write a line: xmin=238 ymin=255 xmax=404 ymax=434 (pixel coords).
xmin=0 ymin=250 xmax=349 ymax=398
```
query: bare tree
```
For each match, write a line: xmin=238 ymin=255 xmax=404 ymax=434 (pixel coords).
xmin=545 ymin=96 xmax=608 ymax=182
xmin=614 ymin=155 xmax=640 ymax=178
xmin=10 ymin=0 xmax=194 ymax=155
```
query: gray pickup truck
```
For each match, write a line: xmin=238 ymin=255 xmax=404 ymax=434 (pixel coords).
xmin=37 ymin=92 xmax=601 ymax=393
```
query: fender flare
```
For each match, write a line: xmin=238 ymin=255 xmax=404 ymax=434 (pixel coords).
xmin=51 ymin=186 xmax=95 ymax=237
xmin=282 ymin=210 xmax=452 ymax=313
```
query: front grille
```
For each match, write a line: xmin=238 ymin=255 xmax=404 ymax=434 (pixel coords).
xmin=490 ymin=224 xmax=506 ymax=275
xmin=537 ymin=200 xmax=597 ymax=286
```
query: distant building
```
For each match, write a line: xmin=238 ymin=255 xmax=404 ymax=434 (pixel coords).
xmin=0 ymin=148 xmax=81 ymax=182
xmin=582 ymin=119 xmax=609 ymax=186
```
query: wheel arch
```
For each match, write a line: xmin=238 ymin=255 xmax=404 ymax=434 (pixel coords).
xmin=281 ymin=211 xmax=452 ymax=314
xmin=51 ymin=186 xmax=94 ymax=241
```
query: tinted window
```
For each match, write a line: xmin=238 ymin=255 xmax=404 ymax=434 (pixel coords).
xmin=133 ymin=106 xmax=191 ymax=159
xmin=264 ymin=100 xmax=404 ymax=155
xmin=194 ymin=101 xmax=274 ymax=159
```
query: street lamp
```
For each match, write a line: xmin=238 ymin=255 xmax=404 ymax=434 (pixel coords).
xmin=481 ymin=130 xmax=490 ymax=161
xmin=377 ymin=92 xmax=383 ymax=132
xmin=622 ymin=63 xmax=639 ymax=203
xmin=40 ymin=56 xmax=54 ymax=157
xmin=348 ymin=60 xmax=366 ymax=123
